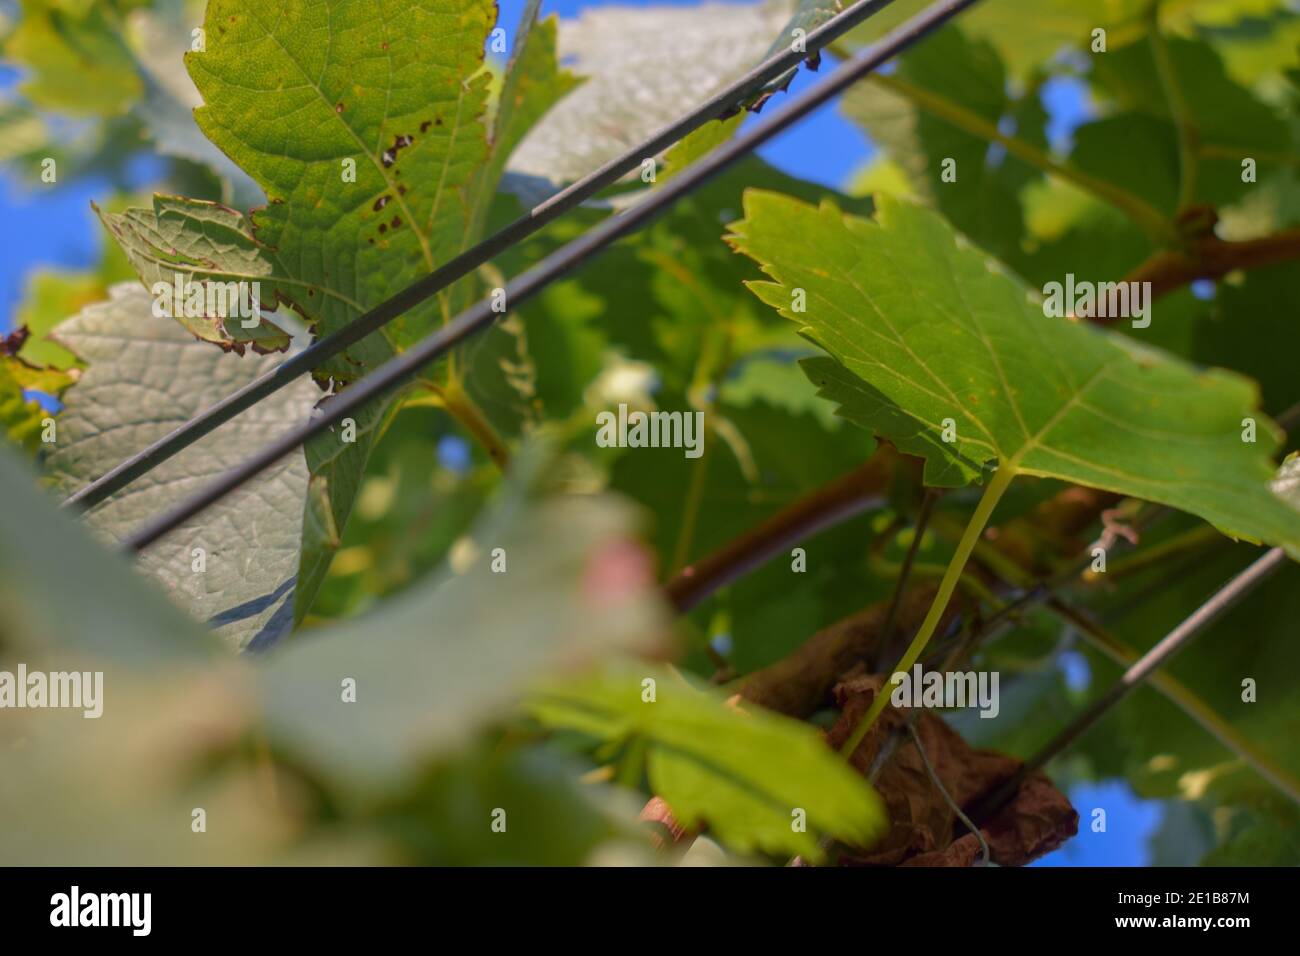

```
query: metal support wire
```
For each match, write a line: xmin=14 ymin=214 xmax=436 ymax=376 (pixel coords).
xmin=120 ymin=0 xmax=982 ymax=553
xmin=970 ymin=546 xmax=1288 ymax=823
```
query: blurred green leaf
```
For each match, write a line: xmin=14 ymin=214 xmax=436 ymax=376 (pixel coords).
xmin=841 ymin=25 xmax=1048 ymax=262
xmin=4 ymin=0 xmax=143 ymax=116
xmin=259 ymin=449 xmax=670 ymax=795
xmin=0 ymin=360 xmax=49 ymax=455
xmin=531 ymin=664 xmax=887 ymax=861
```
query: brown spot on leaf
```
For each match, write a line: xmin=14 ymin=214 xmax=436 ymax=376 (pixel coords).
xmin=335 ymin=102 xmax=345 ymax=114
xmin=420 ymin=120 xmax=431 ymax=133
xmin=380 ymin=134 xmax=414 ymax=168
xmin=373 ymin=195 xmax=390 ymax=212
xmin=379 ymin=223 xmax=387 ymax=234
xmin=390 ymin=216 xmax=402 ymax=230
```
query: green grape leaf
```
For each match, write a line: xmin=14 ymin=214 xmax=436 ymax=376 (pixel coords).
xmin=726 ymin=191 xmax=1300 ymax=556
xmin=296 ymin=0 xmax=577 ymax=623
xmin=4 ymin=0 xmax=143 ymax=116
xmin=174 ymin=0 xmax=501 ymax=626
xmin=378 ymin=746 xmax=653 ymax=865
xmin=661 ymin=112 xmax=745 ymax=183
xmin=958 ymin=0 xmax=1126 ymax=79
xmin=1193 ymin=263 xmax=1300 ymax=414
xmin=800 ymin=353 xmax=980 ymax=485
xmin=0 ymin=97 xmax=50 ymax=166
xmin=96 ymin=195 xmax=297 ymax=353
xmin=185 ymin=0 xmax=495 ymax=353
xmin=530 ymin=664 xmax=887 ymax=861
xmin=466 ymin=0 xmax=581 ymax=249
xmin=44 ymin=283 xmax=318 ymax=649
xmin=1196 ymin=5 xmax=1300 ymax=86
xmin=99 ymin=0 xmax=581 ymax=628
xmin=720 ymin=355 xmax=842 ymax=430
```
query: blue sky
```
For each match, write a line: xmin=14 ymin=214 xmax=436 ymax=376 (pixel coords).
xmin=1 ymin=0 xmax=1161 ymax=866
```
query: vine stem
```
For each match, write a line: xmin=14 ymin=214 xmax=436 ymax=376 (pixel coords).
xmin=858 ymin=72 xmax=1178 ymax=245
xmin=1048 ymin=597 xmax=1300 ymax=807
xmin=839 ymin=462 xmax=1018 ymax=758
xmin=427 ymin=380 xmax=511 ymax=470
xmin=1147 ymin=2 xmax=1198 ymax=212
xmin=666 ymin=452 xmax=895 ymax=612
xmin=971 ymin=546 xmax=1289 ymax=821
xmin=873 ymin=490 xmax=937 ymax=670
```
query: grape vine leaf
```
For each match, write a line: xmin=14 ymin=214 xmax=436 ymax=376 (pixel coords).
xmin=955 ymin=0 xmax=1126 ymax=79
xmin=529 ymin=664 xmax=887 ymax=861
xmin=462 ymin=0 xmax=581 ymax=266
xmin=840 ymin=25 xmax=1048 ymax=263
xmin=96 ymin=195 xmax=298 ymax=353
xmin=508 ymin=0 xmax=796 ymax=183
xmin=726 ymin=191 xmax=1300 ymax=556
xmin=1193 ymin=263 xmax=1300 ymax=414
xmin=44 ymin=283 xmax=318 ymax=650
xmin=100 ymin=0 xmax=579 ymax=628
xmin=657 ymin=0 xmax=844 ymax=181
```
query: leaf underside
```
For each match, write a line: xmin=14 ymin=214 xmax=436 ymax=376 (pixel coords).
xmin=727 ymin=191 xmax=1300 ymax=558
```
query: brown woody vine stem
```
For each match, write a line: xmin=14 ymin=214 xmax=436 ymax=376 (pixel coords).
xmin=1125 ymin=228 xmax=1300 ymax=301
xmin=664 ymin=447 xmax=899 ymax=612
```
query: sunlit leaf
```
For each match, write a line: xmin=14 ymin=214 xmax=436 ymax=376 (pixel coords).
xmin=727 ymin=191 xmax=1300 ymax=555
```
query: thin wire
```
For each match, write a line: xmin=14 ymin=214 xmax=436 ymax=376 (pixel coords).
xmin=970 ymin=545 xmax=1289 ymax=823
xmin=874 ymin=489 xmax=937 ymax=671
xmin=65 ymin=0 xmax=903 ymax=513
xmin=906 ymin=720 xmax=990 ymax=866
xmin=120 ymin=0 xmax=983 ymax=553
